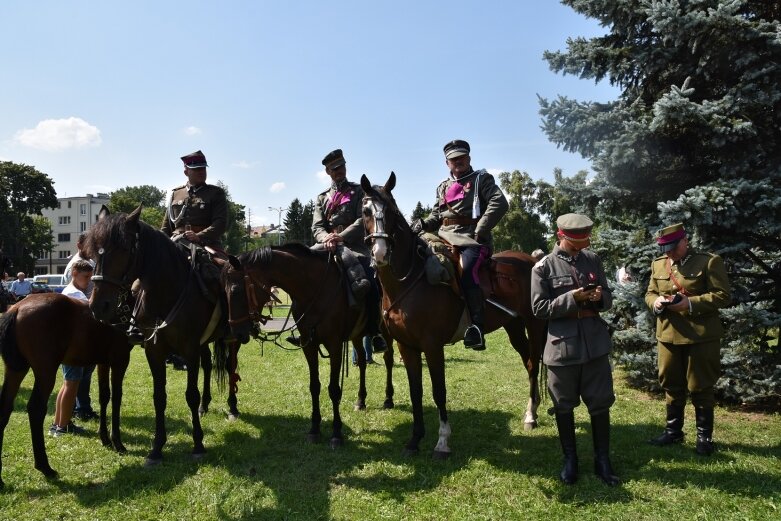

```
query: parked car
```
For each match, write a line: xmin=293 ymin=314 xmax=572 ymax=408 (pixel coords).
xmin=33 ymin=274 xmax=66 ymax=293
xmin=30 ymin=281 xmax=53 ymax=294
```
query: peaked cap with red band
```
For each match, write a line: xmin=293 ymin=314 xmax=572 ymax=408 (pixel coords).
xmin=181 ymin=150 xmax=208 ymax=169
xmin=556 ymin=213 xmax=593 ymax=242
xmin=656 ymin=223 xmax=686 ymax=253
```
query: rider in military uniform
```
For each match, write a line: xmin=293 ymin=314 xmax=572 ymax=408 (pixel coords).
xmin=412 ymin=139 xmax=508 ymax=351
xmin=645 ymin=223 xmax=730 ymax=456
xmin=310 ymin=149 xmax=386 ymax=352
xmin=161 ymin=150 xmax=227 ymax=249
xmin=531 ymin=214 xmax=619 ymax=486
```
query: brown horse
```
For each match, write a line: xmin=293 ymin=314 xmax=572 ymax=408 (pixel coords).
xmin=0 ymin=293 xmax=132 ymax=488
xmin=360 ymin=172 xmax=546 ymax=457
xmin=85 ymin=206 xmax=239 ymax=466
xmin=223 ymin=244 xmax=395 ymax=448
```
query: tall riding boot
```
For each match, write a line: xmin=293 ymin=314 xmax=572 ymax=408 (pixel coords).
xmin=648 ymin=404 xmax=685 ymax=446
xmin=591 ymin=412 xmax=620 ymax=486
xmin=366 ymin=292 xmax=387 ymax=353
xmin=555 ymin=411 xmax=578 ymax=485
xmin=463 ymin=287 xmax=485 ymax=351
xmin=695 ymin=407 xmax=715 ymax=456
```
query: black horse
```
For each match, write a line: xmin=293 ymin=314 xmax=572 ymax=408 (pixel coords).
xmin=85 ymin=206 xmax=246 ymax=465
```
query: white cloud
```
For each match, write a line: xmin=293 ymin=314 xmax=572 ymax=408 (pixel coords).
xmin=316 ymin=170 xmax=330 ymax=185
xmin=232 ymin=160 xmax=257 ymax=169
xmin=184 ymin=126 xmax=201 ymax=136
xmin=14 ymin=117 xmax=102 ymax=151
xmin=270 ymin=182 xmax=285 ymax=193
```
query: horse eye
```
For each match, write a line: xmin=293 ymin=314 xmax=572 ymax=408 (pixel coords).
xmin=362 ymin=207 xmax=372 ymax=216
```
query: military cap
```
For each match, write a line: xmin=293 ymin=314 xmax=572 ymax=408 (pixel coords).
xmin=656 ymin=223 xmax=686 ymax=253
xmin=181 ymin=150 xmax=208 ymax=169
xmin=322 ymin=149 xmax=346 ymax=168
xmin=443 ymin=139 xmax=470 ymax=159
xmin=556 ymin=213 xmax=593 ymax=242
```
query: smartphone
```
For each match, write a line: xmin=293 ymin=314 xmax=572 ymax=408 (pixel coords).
xmin=583 ymin=283 xmax=598 ymax=291
xmin=661 ymin=293 xmax=683 ymax=306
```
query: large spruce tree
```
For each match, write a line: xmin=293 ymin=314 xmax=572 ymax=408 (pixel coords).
xmin=540 ymin=0 xmax=781 ymax=404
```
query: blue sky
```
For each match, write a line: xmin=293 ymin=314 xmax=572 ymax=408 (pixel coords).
xmin=0 ymin=1 xmax=618 ymax=226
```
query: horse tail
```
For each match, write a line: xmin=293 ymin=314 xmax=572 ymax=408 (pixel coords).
xmin=0 ymin=309 xmax=27 ymax=371
xmin=213 ymin=338 xmax=229 ymax=393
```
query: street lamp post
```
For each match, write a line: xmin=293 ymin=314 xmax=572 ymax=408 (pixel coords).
xmin=268 ymin=206 xmax=286 ymax=245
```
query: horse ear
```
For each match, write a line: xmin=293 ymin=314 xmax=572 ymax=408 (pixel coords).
xmin=98 ymin=205 xmax=111 ymax=220
xmin=360 ymin=174 xmax=372 ymax=192
xmin=228 ymin=254 xmax=242 ymax=270
xmin=128 ymin=204 xmax=143 ymax=223
xmin=385 ymin=172 xmax=396 ymax=192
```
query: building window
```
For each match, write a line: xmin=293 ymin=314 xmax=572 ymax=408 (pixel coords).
xmin=38 ymin=250 xmax=49 ymax=259
xmin=58 ymin=250 xmax=71 ymax=259
xmin=57 ymin=233 xmax=71 ymax=242
xmin=67 ymin=201 xmax=72 ymax=208
xmin=58 ymin=216 xmax=71 ymax=225
xmin=80 ymin=203 xmax=87 ymax=215
xmin=80 ymin=221 xmax=87 ymax=232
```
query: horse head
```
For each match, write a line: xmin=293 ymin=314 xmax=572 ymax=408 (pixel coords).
xmin=85 ymin=205 xmax=142 ymax=324
xmin=361 ymin=172 xmax=407 ymax=266
xmin=218 ymin=253 xmax=265 ymax=345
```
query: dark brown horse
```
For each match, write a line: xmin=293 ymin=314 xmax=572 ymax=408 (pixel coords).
xmin=360 ymin=172 xmax=546 ymax=457
xmin=85 ymin=206 xmax=240 ymax=466
xmin=0 ymin=293 xmax=132 ymax=487
xmin=223 ymin=244 xmax=395 ymax=448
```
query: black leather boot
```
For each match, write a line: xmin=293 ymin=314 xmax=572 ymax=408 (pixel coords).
xmin=555 ymin=411 xmax=578 ymax=485
xmin=695 ymin=407 xmax=715 ymax=456
xmin=648 ymin=404 xmax=685 ymax=446
xmin=463 ymin=287 xmax=485 ymax=351
xmin=591 ymin=412 xmax=620 ymax=486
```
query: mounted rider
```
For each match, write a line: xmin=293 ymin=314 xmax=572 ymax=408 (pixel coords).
xmin=412 ymin=139 xmax=508 ymax=350
xmin=127 ymin=150 xmax=227 ymax=350
xmin=311 ymin=148 xmax=386 ymax=353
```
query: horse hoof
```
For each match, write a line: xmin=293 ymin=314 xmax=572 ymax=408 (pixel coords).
xmin=353 ymin=403 xmax=366 ymax=412
xmin=523 ymin=421 xmax=538 ymax=431
xmin=383 ymin=399 xmax=395 ymax=410
xmin=115 ymin=444 xmax=128 ymax=454
xmin=227 ymin=413 xmax=240 ymax=422
xmin=432 ymin=450 xmax=451 ymax=460
xmin=329 ymin=438 xmax=344 ymax=450
xmin=306 ymin=433 xmax=320 ymax=444
xmin=37 ymin=466 xmax=58 ymax=479
xmin=144 ymin=457 xmax=163 ymax=467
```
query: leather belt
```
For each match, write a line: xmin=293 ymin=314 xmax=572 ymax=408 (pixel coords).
xmin=174 ymin=224 xmax=207 ymax=233
xmin=567 ymin=309 xmax=599 ymax=319
xmin=443 ymin=216 xmax=478 ymax=226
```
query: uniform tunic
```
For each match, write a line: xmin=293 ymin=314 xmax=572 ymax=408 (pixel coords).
xmin=531 ymin=245 xmax=616 ymax=415
xmin=422 ymin=169 xmax=508 ymax=248
xmin=645 ymin=250 xmax=730 ymax=407
xmin=312 ymin=180 xmax=369 ymax=257
xmin=161 ymin=183 xmax=228 ymax=249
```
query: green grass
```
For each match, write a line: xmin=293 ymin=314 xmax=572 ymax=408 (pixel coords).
xmin=0 ymin=331 xmax=779 ymax=520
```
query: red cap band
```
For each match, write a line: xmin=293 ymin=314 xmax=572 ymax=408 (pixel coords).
xmin=656 ymin=228 xmax=685 ymax=245
xmin=557 ymin=229 xmax=591 ymax=242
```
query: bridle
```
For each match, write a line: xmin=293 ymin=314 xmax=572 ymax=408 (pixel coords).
xmin=90 ymin=233 xmax=140 ymax=324
xmin=226 ymin=267 xmax=278 ymax=328
xmin=363 ymin=194 xmax=419 ymax=282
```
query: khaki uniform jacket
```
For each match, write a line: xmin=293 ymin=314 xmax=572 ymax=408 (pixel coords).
xmin=161 ymin=183 xmax=228 ymax=249
xmin=422 ymin=169 xmax=508 ymax=248
xmin=531 ymin=246 xmax=613 ymax=366
xmin=645 ymin=250 xmax=730 ymax=344
xmin=312 ymin=181 xmax=369 ymax=257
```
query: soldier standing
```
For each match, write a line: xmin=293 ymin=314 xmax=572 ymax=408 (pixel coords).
xmin=645 ymin=223 xmax=730 ymax=456
xmin=531 ymin=213 xmax=620 ymax=486
xmin=412 ymin=139 xmax=508 ymax=350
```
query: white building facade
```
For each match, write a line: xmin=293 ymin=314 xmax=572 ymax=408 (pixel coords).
xmin=34 ymin=193 xmax=109 ymax=275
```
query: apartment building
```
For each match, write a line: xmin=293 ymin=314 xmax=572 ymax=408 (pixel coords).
xmin=34 ymin=193 xmax=110 ymax=275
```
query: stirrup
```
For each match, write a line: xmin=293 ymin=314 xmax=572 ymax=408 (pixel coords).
xmin=463 ymin=324 xmax=485 ymax=350
xmin=371 ymin=335 xmax=387 ymax=353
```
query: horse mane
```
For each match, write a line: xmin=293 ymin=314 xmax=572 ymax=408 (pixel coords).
xmin=238 ymin=242 xmax=324 ymax=268
xmin=366 ymin=182 xmax=414 ymax=233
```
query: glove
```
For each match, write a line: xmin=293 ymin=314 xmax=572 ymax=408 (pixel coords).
xmin=411 ymin=219 xmax=425 ymax=235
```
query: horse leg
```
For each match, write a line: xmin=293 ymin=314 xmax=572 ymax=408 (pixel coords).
xmin=506 ymin=320 xmax=541 ymax=430
xmin=0 ymin=368 xmax=28 ymax=487
xmin=303 ymin=346 xmax=322 ymax=443
xmin=226 ymin=341 xmax=240 ymax=421
xmin=425 ymin=346 xmax=451 ymax=459
xmin=28 ymin=372 xmax=58 ymax=478
xmin=400 ymin=344 xmax=425 ymax=456
xmin=145 ymin=349 xmax=168 ymax=466
xmin=109 ymin=347 xmax=131 ymax=453
xmin=199 ymin=345 xmax=212 ymax=418
xmin=327 ymin=343 xmax=345 ymax=449
xmin=353 ymin=338 xmax=367 ymax=412
xmin=184 ymin=354 xmax=206 ymax=458
xmin=382 ymin=334 xmax=395 ymax=409
xmin=98 ymin=363 xmax=112 ymax=448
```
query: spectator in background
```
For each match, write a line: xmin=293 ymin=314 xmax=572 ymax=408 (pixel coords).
xmin=10 ymin=272 xmax=32 ymax=300
xmin=531 ymin=249 xmax=546 ymax=262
